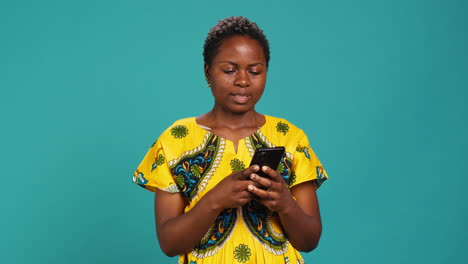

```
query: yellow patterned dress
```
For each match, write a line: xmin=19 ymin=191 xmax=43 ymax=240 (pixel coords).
xmin=133 ymin=115 xmax=328 ymax=264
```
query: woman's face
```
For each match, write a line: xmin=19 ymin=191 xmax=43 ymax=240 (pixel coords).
xmin=205 ymin=35 xmax=267 ymax=115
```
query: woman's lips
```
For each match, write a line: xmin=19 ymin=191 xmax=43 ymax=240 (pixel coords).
xmin=231 ymin=94 xmax=251 ymax=104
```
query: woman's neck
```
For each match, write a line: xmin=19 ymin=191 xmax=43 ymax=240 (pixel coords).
xmin=196 ymin=108 xmax=266 ymax=153
xmin=198 ymin=108 xmax=264 ymax=130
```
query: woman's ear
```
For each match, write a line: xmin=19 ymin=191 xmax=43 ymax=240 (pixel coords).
xmin=204 ymin=64 xmax=210 ymax=82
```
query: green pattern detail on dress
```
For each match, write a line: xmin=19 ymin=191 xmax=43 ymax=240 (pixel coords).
xmin=151 ymin=153 xmax=165 ymax=171
xmin=276 ymin=121 xmax=289 ymax=135
xmin=276 ymin=162 xmax=285 ymax=174
xmin=249 ymin=132 xmax=269 ymax=150
xmin=175 ymin=174 xmax=185 ymax=188
xmin=234 ymin=244 xmax=251 ymax=263
xmin=171 ymin=125 xmax=189 ymax=139
xmin=284 ymin=157 xmax=296 ymax=187
xmin=230 ymin=158 xmax=245 ymax=172
xmin=190 ymin=164 xmax=203 ymax=178
xmin=289 ymin=171 xmax=296 ymax=186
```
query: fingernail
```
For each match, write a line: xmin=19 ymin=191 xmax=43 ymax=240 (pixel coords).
xmin=262 ymin=166 xmax=267 ymax=171
xmin=248 ymin=185 xmax=254 ymax=191
xmin=250 ymin=174 xmax=256 ymax=180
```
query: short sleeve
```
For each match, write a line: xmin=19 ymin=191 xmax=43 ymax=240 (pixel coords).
xmin=132 ymin=138 xmax=180 ymax=193
xmin=291 ymin=132 xmax=328 ymax=189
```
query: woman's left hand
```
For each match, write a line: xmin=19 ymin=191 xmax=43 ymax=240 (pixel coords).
xmin=247 ymin=166 xmax=296 ymax=213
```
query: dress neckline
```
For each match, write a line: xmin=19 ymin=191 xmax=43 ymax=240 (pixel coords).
xmin=193 ymin=115 xmax=269 ymax=149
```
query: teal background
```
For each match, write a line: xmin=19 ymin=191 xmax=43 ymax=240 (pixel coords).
xmin=1 ymin=0 xmax=467 ymax=263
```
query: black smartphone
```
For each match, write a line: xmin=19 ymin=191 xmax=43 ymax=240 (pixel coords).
xmin=249 ymin=147 xmax=285 ymax=179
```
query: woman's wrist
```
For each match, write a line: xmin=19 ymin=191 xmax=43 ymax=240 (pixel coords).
xmin=276 ymin=195 xmax=299 ymax=216
xmin=200 ymin=191 xmax=224 ymax=214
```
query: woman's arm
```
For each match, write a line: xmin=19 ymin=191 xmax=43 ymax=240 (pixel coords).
xmin=247 ymin=166 xmax=322 ymax=252
xmin=154 ymin=166 xmax=260 ymax=257
xmin=154 ymin=189 xmax=220 ymax=257
xmin=278 ymin=181 xmax=322 ymax=252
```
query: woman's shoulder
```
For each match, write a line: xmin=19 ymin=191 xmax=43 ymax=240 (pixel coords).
xmin=264 ymin=115 xmax=305 ymax=136
xmin=157 ymin=117 xmax=198 ymax=138
xmin=167 ymin=117 xmax=197 ymax=127
xmin=153 ymin=117 xmax=211 ymax=150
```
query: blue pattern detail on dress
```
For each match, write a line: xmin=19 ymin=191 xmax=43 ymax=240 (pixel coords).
xmin=170 ymin=134 xmax=219 ymax=201
xmin=299 ymin=146 xmax=310 ymax=159
xmin=242 ymin=201 xmax=286 ymax=250
xmin=193 ymin=208 xmax=238 ymax=254
xmin=134 ymin=170 xmax=148 ymax=186
xmin=316 ymin=166 xmax=326 ymax=187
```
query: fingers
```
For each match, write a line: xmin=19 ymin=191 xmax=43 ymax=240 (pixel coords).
xmin=212 ymin=179 xmax=257 ymax=208
xmin=247 ymin=184 xmax=272 ymax=200
xmin=233 ymin=165 xmax=261 ymax=180
xmin=249 ymin=172 xmax=273 ymax=190
xmin=234 ymin=180 xmax=259 ymax=205
xmin=248 ymin=166 xmax=282 ymax=188
xmin=247 ymin=166 xmax=288 ymax=202
xmin=244 ymin=165 xmax=261 ymax=178
xmin=247 ymin=182 xmax=296 ymax=213
xmin=260 ymin=166 xmax=282 ymax=182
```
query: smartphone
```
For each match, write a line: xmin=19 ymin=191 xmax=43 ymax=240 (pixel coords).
xmin=249 ymin=147 xmax=285 ymax=179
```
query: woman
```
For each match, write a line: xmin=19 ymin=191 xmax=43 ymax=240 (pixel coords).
xmin=133 ymin=16 xmax=328 ymax=264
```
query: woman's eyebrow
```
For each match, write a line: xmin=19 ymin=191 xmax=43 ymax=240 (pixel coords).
xmin=248 ymin=62 xmax=265 ymax=67
xmin=219 ymin=61 xmax=265 ymax=67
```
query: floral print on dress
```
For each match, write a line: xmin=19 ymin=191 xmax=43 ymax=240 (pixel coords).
xmin=230 ymin=158 xmax=245 ymax=172
xmin=276 ymin=121 xmax=289 ymax=135
xmin=171 ymin=125 xmax=189 ymax=139
xmin=234 ymin=244 xmax=251 ymax=263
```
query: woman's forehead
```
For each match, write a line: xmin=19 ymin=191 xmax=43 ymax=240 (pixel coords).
xmin=214 ymin=35 xmax=266 ymax=63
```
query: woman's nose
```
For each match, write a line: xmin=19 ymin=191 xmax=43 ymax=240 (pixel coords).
xmin=234 ymin=71 xmax=250 ymax=87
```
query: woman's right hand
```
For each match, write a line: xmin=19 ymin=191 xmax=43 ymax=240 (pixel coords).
xmin=206 ymin=165 xmax=260 ymax=211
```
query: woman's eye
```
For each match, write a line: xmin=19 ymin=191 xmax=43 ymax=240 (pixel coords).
xmin=250 ymin=71 xmax=260 ymax=75
xmin=223 ymin=69 xmax=235 ymax=74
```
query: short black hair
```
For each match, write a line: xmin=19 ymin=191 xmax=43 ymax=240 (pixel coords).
xmin=203 ymin=16 xmax=270 ymax=68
